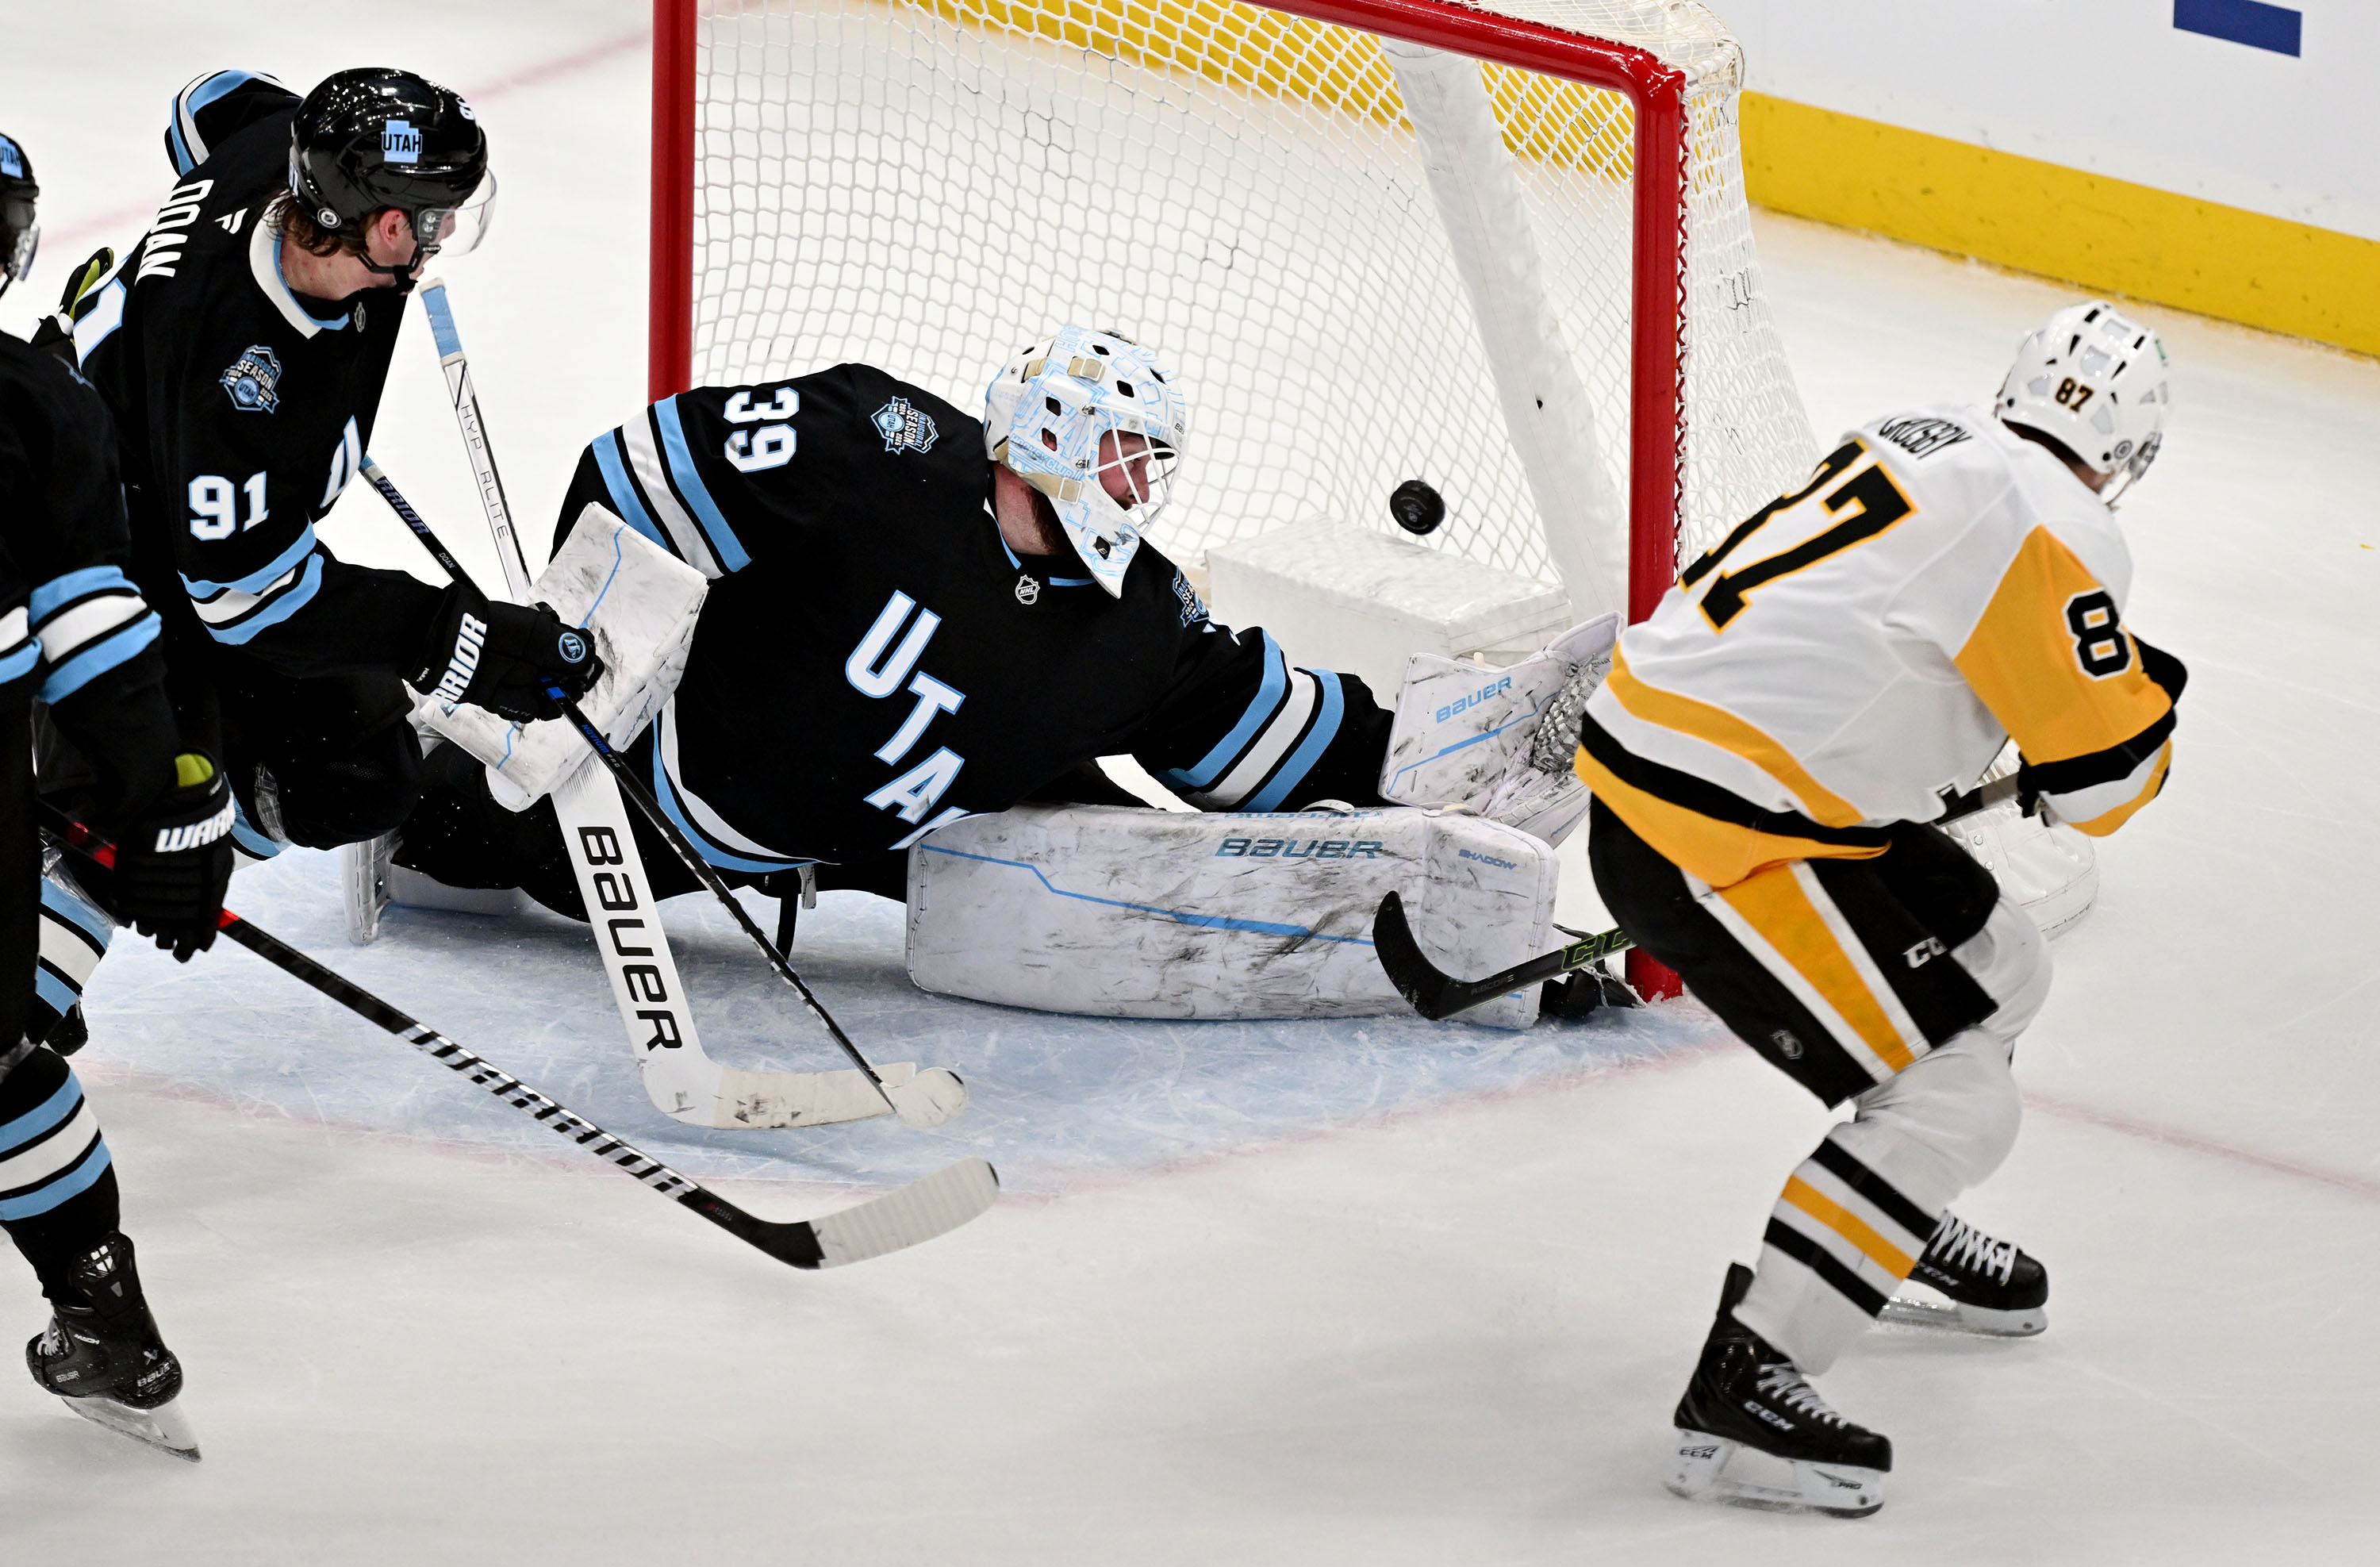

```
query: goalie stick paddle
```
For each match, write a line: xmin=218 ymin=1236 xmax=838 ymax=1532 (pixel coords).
xmin=39 ymin=808 xmax=997 ymax=1269
xmin=367 ymin=457 xmax=961 ymax=1131
xmin=1375 ymin=774 xmax=2027 ymax=1023
xmin=400 ymin=282 xmax=965 ymax=1132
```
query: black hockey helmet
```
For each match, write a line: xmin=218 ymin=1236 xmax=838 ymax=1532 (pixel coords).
xmin=287 ymin=67 xmax=493 ymax=275
xmin=0 ymin=131 xmax=36 ymax=295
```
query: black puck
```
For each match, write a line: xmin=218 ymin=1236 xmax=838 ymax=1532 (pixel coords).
xmin=1388 ymin=478 xmax=1445 ymax=536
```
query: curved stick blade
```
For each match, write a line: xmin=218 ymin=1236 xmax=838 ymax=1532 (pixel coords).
xmin=812 ymin=1157 xmax=1000 ymax=1269
xmin=1372 ymin=891 xmax=1458 ymax=1020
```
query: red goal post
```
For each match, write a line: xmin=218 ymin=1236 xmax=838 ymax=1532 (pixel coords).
xmin=647 ymin=0 xmax=1696 ymax=624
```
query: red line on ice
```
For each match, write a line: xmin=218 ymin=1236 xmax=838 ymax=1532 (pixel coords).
xmin=44 ymin=28 xmax=648 ymax=252
xmin=2025 ymin=1090 xmax=2380 ymax=1203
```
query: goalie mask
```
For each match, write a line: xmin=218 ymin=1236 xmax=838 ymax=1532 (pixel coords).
xmin=1996 ymin=300 xmax=2171 ymax=505
xmin=985 ymin=327 xmax=1187 ymax=597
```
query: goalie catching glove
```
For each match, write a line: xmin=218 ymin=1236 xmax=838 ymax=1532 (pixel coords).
xmin=411 ymin=583 xmax=603 ymax=724
xmin=109 ymin=751 xmax=236 ymax=962
xmin=1377 ymin=614 xmax=1618 ymax=847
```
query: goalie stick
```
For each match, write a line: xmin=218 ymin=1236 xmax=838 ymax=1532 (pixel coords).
xmin=1374 ymin=774 xmax=2025 ymax=1023
xmin=39 ymin=808 xmax=997 ymax=1269
xmin=367 ymin=461 xmax=951 ymax=1132
xmin=405 ymin=282 xmax=963 ymax=1132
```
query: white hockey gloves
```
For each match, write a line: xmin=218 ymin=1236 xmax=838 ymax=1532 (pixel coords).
xmin=1377 ymin=613 xmax=1618 ymax=847
xmin=416 ymin=504 xmax=708 ymax=808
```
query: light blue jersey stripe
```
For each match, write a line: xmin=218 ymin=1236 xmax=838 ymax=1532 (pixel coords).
xmin=33 ymin=967 xmax=80 ymax=1018
xmin=654 ymin=398 xmax=750 ymax=572
xmin=40 ymin=879 xmax=114 ymax=948
xmin=205 ymin=556 xmax=324 ymax=645
xmin=29 ymin=566 xmax=134 ymax=622
xmin=182 ymin=524 xmax=317 ymax=597
xmin=1165 ymin=632 xmax=1287 ymax=790
xmin=1246 ymin=670 xmax=1345 ymax=813
xmin=648 ymin=747 xmax=805 ymax=875
xmin=40 ymin=614 xmax=160 ymax=702
xmin=0 ymin=1076 xmax=82 ymax=1154
xmin=0 ymin=1139 xmax=112 ymax=1219
xmin=591 ymin=432 xmax=670 ymax=555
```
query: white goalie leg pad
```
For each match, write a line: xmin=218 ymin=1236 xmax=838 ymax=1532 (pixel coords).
xmin=1377 ymin=613 xmax=1618 ymax=847
xmin=416 ymin=504 xmax=708 ymax=809
xmin=906 ymin=804 xmax=1557 ymax=1028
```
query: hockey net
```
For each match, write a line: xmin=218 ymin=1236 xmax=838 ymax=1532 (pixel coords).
xmin=650 ymin=0 xmax=1816 ymax=620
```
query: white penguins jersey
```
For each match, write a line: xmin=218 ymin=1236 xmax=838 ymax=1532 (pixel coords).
xmin=1576 ymin=406 xmax=2182 ymax=890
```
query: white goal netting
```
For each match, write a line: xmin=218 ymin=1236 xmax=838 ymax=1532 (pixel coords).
xmin=685 ymin=0 xmax=1815 ymax=609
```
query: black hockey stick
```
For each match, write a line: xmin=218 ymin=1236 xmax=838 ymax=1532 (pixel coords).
xmin=1375 ymin=774 xmax=2027 ymax=1022
xmin=366 ymin=462 xmax=932 ymax=1124
xmin=39 ymin=807 xmax=997 ymax=1268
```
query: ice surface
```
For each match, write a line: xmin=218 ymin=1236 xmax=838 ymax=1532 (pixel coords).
xmin=6 ymin=1 xmax=2380 ymax=1560
xmin=80 ymin=850 xmax=1705 ymax=1194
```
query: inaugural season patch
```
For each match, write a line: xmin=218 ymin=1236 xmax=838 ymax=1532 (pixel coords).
xmin=870 ymin=397 xmax=939 ymax=454
xmin=221 ymin=345 xmax=282 ymax=413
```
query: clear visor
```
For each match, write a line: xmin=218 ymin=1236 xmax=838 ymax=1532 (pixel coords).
xmin=1 ymin=203 xmax=35 ymax=285
xmin=1092 ymin=426 xmax=1180 ymax=524
xmin=412 ymin=170 xmax=497 ymax=258
xmin=2101 ymin=429 xmax=2161 ymax=509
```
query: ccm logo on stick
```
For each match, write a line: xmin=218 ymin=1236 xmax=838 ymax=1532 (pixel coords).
xmin=578 ymin=826 xmax=687 ymax=1053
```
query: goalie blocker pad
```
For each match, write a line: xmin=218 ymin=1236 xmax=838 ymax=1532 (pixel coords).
xmin=416 ymin=504 xmax=708 ymax=808
xmin=906 ymin=804 xmax=1557 ymax=1029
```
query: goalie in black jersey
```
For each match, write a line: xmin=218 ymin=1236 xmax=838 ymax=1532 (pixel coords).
xmin=33 ymin=68 xmax=598 ymax=1039
xmin=390 ymin=328 xmax=1414 ymax=919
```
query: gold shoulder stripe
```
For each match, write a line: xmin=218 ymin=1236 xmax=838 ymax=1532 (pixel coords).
xmin=1955 ymin=527 xmax=2171 ymax=764
xmin=1603 ymin=647 xmax=1868 ymax=829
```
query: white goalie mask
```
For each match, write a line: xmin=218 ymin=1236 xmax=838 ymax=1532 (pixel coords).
xmin=985 ymin=326 xmax=1188 ymax=596
xmin=1995 ymin=300 xmax=2172 ymax=505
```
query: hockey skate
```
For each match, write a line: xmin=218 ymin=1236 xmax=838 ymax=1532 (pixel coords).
xmin=25 ymin=1233 xmax=200 ymax=1461
xmin=1667 ymin=1263 xmax=1888 ymax=1518
xmin=1881 ymin=1211 xmax=2048 ymax=1338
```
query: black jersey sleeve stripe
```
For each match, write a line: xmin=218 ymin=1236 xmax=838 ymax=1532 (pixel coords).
xmin=2017 ymin=708 xmax=2176 ymax=797
xmin=618 ymin=409 xmax=725 ymax=576
xmin=1576 ymin=712 xmax=1891 ymax=850
xmin=1242 ymin=670 xmax=1349 ymax=812
xmin=588 ymin=430 xmax=678 ymax=562
xmin=652 ymin=396 xmax=752 ymax=573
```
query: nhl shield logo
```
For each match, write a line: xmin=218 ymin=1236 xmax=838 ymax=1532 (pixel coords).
xmin=220 ymin=345 xmax=283 ymax=413
xmin=870 ymin=397 xmax=939 ymax=455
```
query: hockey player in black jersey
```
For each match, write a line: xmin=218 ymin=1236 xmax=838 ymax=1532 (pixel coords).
xmin=35 ymin=68 xmax=597 ymax=1034
xmin=391 ymin=328 xmax=1405 ymax=918
xmin=2 ymin=134 xmax=231 ymax=1460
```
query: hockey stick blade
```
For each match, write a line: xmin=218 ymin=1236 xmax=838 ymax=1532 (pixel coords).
xmin=1373 ymin=891 xmax=1630 ymax=1023
xmin=1376 ymin=776 xmax=2030 ymax=1024
xmin=39 ymin=809 xmax=997 ymax=1271
xmin=365 ymin=457 xmax=963 ymax=1131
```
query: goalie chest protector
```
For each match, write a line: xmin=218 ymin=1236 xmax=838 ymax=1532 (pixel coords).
xmin=905 ymin=804 xmax=1556 ymax=1028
